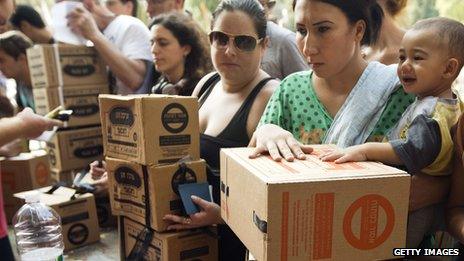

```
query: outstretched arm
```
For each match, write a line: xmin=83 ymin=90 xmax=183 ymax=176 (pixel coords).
xmin=320 ymin=142 xmax=403 ymax=165
xmin=0 ymin=108 xmax=63 ymax=146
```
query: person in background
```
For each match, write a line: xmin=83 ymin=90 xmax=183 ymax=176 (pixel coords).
xmin=150 ymin=12 xmax=211 ymax=95
xmin=104 ymin=0 xmax=138 ymax=17
xmin=258 ymin=0 xmax=309 ymax=79
xmin=0 ymin=31 xmax=34 ymax=110
xmin=145 ymin=0 xmax=184 ymax=20
xmin=67 ymin=0 xmax=153 ymax=94
xmin=321 ymin=17 xmax=464 ymax=247
xmin=364 ymin=0 xmax=407 ymax=65
xmin=9 ymin=5 xmax=54 ymax=44
xmin=163 ymin=1 xmax=279 ymax=260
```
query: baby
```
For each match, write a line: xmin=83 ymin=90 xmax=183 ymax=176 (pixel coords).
xmin=321 ymin=17 xmax=464 ymax=248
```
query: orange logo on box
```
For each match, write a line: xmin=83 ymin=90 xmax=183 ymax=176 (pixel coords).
xmin=343 ymin=194 xmax=394 ymax=250
xmin=35 ymin=163 xmax=48 ymax=186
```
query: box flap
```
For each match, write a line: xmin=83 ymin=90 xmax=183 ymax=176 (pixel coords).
xmin=222 ymin=146 xmax=408 ymax=184
xmin=14 ymin=186 xmax=87 ymax=206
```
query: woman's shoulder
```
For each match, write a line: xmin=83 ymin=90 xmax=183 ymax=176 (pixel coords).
xmin=191 ymin=72 xmax=219 ymax=97
xmin=278 ymin=71 xmax=312 ymax=90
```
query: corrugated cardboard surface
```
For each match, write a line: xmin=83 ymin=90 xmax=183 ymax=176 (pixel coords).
xmin=119 ymin=217 xmax=218 ymax=261
xmin=0 ymin=151 xmax=51 ymax=223
xmin=27 ymin=44 xmax=107 ymax=88
xmin=106 ymin=157 xmax=206 ymax=231
xmin=46 ymin=126 xmax=103 ymax=171
xmin=50 ymin=169 xmax=75 ymax=186
xmin=99 ymin=94 xmax=200 ymax=165
xmin=33 ymin=84 xmax=109 ymax=127
xmin=220 ymin=146 xmax=411 ymax=261
xmin=15 ymin=186 xmax=100 ymax=251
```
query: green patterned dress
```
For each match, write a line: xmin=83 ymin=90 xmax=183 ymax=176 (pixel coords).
xmin=260 ymin=71 xmax=415 ymax=144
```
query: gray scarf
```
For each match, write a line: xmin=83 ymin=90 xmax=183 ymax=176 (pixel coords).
xmin=323 ymin=61 xmax=401 ymax=147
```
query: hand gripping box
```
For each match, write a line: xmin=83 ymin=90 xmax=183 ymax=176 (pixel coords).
xmin=106 ymin=157 xmax=206 ymax=231
xmin=33 ymin=84 xmax=109 ymax=127
xmin=27 ymin=44 xmax=108 ymax=88
xmin=0 ymin=150 xmax=51 ymax=222
xmin=99 ymin=94 xmax=200 ymax=165
xmin=119 ymin=217 xmax=218 ymax=261
xmin=15 ymin=186 xmax=100 ymax=251
xmin=220 ymin=145 xmax=411 ymax=261
xmin=46 ymin=126 xmax=104 ymax=171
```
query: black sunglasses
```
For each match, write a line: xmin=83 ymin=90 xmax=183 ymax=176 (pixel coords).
xmin=209 ymin=31 xmax=262 ymax=52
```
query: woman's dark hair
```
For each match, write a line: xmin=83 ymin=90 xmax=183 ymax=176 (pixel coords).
xmin=121 ymin=0 xmax=138 ymax=17
xmin=292 ymin=0 xmax=384 ymax=46
xmin=211 ymin=0 xmax=267 ymax=39
xmin=151 ymin=12 xmax=212 ymax=96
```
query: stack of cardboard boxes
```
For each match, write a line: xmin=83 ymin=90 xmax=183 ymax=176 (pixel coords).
xmin=99 ymin=94 xmax=217 ymax=260
xmin=27 ymin=44 xmax=109 ymax=184
xmin=12 ymin=44 xmax=110 ymax=251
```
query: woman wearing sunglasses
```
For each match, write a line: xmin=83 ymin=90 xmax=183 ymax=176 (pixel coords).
xmin=150 ymin=12 xmax=212 ymax=96
xmin=163 ymin=0 xmax=279 ymax=260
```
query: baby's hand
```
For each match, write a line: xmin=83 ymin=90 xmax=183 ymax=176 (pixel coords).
xmin=319 ymin=145 xmax=367 ymax=163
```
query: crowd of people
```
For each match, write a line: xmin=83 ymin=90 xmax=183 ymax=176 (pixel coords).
xmin=0 ymin=0 xmax=464 ymax=260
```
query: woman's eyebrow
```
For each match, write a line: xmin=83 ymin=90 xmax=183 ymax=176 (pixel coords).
xmin=312 ymin=20 xmax=334 ymax=26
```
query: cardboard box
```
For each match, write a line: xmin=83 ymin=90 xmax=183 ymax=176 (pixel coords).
xmin=95 ymin=196 xmax=118 ymax=228
xmin=50 ymin=169 xmax=75 ymax=186
xmin=46 ymin=126 xmax=103 ymax=171
xmin=15 ymin=186 xmax=100 ymax=251
xmin=119 ymin=217 xmax=218 ymax=261
xmin=106 ymin=157 xmax=206 ymax=231
xmin=99 ymin=95 xmax=200 ymax=165
xmin=220 ymin=146 xmax=411 ymax=261
xmin=27 ymin=44 xmax=108 ymax=88
xmin=33 ymin=84 xmax=109 ymax=127
xmin=0 ymin=150 xmax=51 ymax=222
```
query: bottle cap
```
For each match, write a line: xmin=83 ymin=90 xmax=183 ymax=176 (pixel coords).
xmin=24 ymin=191 xmax=41 ymax=203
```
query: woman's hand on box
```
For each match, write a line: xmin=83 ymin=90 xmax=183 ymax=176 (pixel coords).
xmin=249 ymin=124 xmax=313 ymax=162
xmin=164 ymin=196 xmax=222 ymax=230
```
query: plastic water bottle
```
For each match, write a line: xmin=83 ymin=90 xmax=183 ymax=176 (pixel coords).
xmin=13 ymin=191 xmax=64 ymax=261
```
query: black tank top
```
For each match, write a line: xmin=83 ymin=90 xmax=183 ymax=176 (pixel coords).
xmin=199 ymin=73 xmax=273 ymax=261
xmin=199 ymin=73 xmax=272 ymax=201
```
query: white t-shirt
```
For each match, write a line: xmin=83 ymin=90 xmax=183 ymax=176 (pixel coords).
xmin=103 ymin=15 xmax=152 ymax=95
